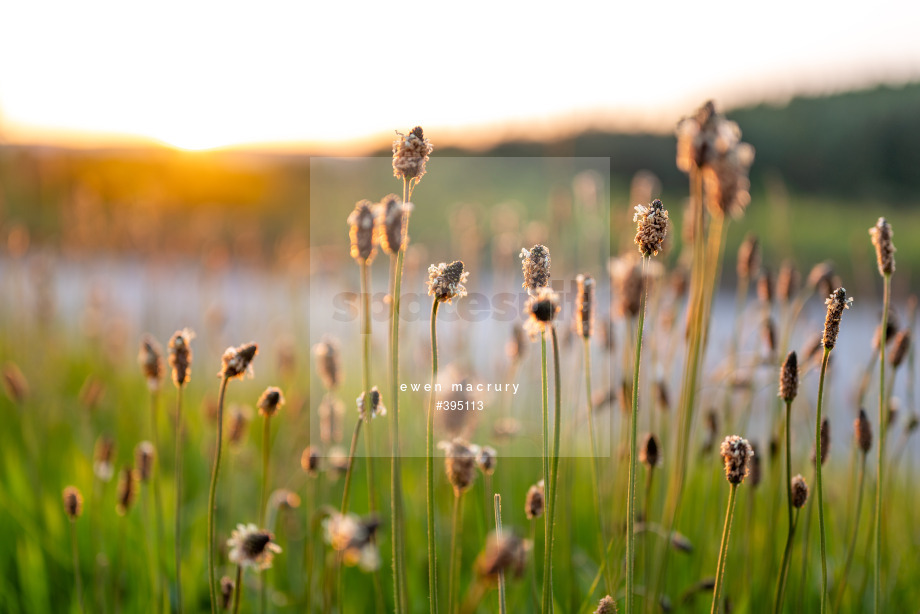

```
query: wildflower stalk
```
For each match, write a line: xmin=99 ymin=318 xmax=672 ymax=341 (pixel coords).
xmin=174 ymin=387 xmax=184 ymax=614
xmin=874 ymin=272 xmax=890 ymax=613
xmin=207 ymin=375 xmax=230 ymax=614
xmin=70 ymin=519 xmax=85 ymax=614
xmin=541 ymin=325 xmax=563 ymax=611
xmin=359 ymin=261 xmax=378 ymax=516
xmin=626 ymin=257 xmax=649 ymax=614
xmin=148 ymin=390 xmax=166 ymax=612
xmin=340 ymin=420 xmax=363 ymax=514
xmin=773 ymin=398 xmax=795 ymax=613
xmin=494 ymin=494 xmax=506 ymax=614
xmin=834 ymin=452 xmax=867 ymax=613
xmin=711 ymin=484 xmax=738 ymax=614
xmin=448 ymin=492 xmax=464 ymax=614
xmin=259 ymin=414 xmax=272 ymax=614
xmin=427 ymin=297 xmax=441 ymax=614
xmin=815 ymin=348 xmax=831 ymax=614
xmin=233 ymin=565 xmax=243 ymax=614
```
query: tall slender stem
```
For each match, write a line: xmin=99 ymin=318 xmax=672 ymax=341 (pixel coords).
xmin=340 ymin=419 xmax=364 ymax=514
xmin=207 ymin=376 xmax=230 ymax=614
xmin=427 ymin=298 xmax=441 ymax=614
xmin=627 ymin=257 xmax=649 ymax=614
xmin=549 ymin=326 xmax=563 ymax=610
xmin=834 ymin=453 xmax=867 ymax=613
xmin=774 ymin=399 xmax=795 ymax=613
xmin=148 ymin=390 xmax=165 ymax=613
xmin=388 ymin=249 xmax=407 ymax=613
xmin=260 ymin=414 xmax=272 ymax=614
xmin=494 ymin=494 xmax=506 ymax=614
xmin=71 ymin=519 xmax=85 ymax=614
xmin=174 ymin=386 xmax=184 ymax=614
xmin=359 ymin=260 xmax=378 ymax=517
xmin=448 ymin=494 xmax=464 ymax=614
xmin=540 ymin=330 xmax=551 ymax=613
xmin=233 ymin=565 xmax=243 ymax=614
xmin=874 ymin=272 xmax=890 ymax=613
xmin=711 ymin=484 xmax=738 ymax=614
xmin=815 ymin=348 xmax=831 ymax=614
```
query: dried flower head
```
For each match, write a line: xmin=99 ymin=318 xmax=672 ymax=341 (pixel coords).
xmin=168 ymin=328 xmax=194 ymax=387
xmin=2 ymin=362 xmax=29 ymax=404
xmin=319 ymin=396 xmax=345 ymax=444
xmin=610 ymin=256 xmax=644 ymax=318
xmin=392 ymin=126 xmax=433 ymax=183
xmin=377 ymin=194 xmax=413 ymax=255
xmin=220 ymin=343 xmax=258 ymax=380
xmin=134 ymin=441 xmax=155 ymax=482
xmin=138 ymin=335 xmax=163 ymax=391
xmin=439 ymin=437 xmax=480 ymax=495
xmin=314 ymin=338 xmax=341 ymax=391
xmin=719 ymin=435 xmax=754 ymax=485
xmin=633 ymin=199 xmax=669 ymax=257
xmin=762 ymin=318 xmax=777 ymax=355
xmin=323 ymin=512 xmax=381 ymax=571
xmin=812 ymin=418 xmax=830 ymax=466
xmin=63 ymin=486 xmax=84 ymax=520
xmin=269 ymin=489 xmax=301 ymax=511
xmin=791 ymin=474 xmax=809 ymax=508
xmin=520 ymin=244 xmax=551 ymax=295
xmin=347 ymin=199 xmax=377 ymax=264
xmin=506 ymin=323 xmax=528 ymax=363
xmin=869 ymin=217 xmax=896 ymax=276
xmin=475 ymin=531 xmax=528 ymax=581
xmin=758 ymin=269 xmax=773 ymax=305
xmin=575 ymin=274 xmax=595 ymax=338
xmin=427 ymin=260 xmax=469 ymax=304
xmin=227 ymin=523 xmax=282 ymax=571
xmin=301 ymin=446 xmax=321 ymax=477
xmin=227 ymin=404 xmax=251 ymax=446
xmin=115 ymin=465 xmax=137 ymax=515
xmin=702 ymin=143 xmax=755 ymax=218
xmin=640 ymin=433 xmax=660 ymax=469
xmin=736 ymin=235 xmax=760 ymax=280
xmin=855 ymin=409 xmax=873 ymax=454
xmin=779 ymin=351 xmax=798 ymax=402
xmin=777 ymin=260 xmax=799 ymax=303
xmin=525 ymin=480 xmax=545 ymax=519
xmin=822 ymin=288 xmax=852 ymax=351
xmin=93 ymin=435 xmax=116 ymax=482
xmin=257 ymin=386 xmax=285 ymax=418
xmin=594 ymin=595 xmax=618 ymax=614
xmin=357 ymin=386 xmax=387 ymax=420
xmin=891 ymin=329 xmax=911 ymax=369
xmin=476 ymin=446 xmax=497 ymax=476
xmin=219 ymin=576 xmax=234 ymax=610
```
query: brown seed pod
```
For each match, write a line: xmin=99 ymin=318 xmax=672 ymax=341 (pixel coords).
xmin=134 ymin=441 xmax=155 ymax=483
xmin=719 ymin=435 xmax=754 ymax=485
xmin=347 ymin=200 xmax=377 ymax=264
xmin=115 ymin=465 xmax=137 ymax=516
xmin=220 ymin=343 xmax=258 ymax=380
xmin=855 ymin=409 xmax=872 ymax=454
xmin=869 ymin=217 xmax=896 ymax=276
xmin=219 ymin=576 xmax=235 ymax=610
xmin=778 ymin=351 xmax=798 ymax=402
xmin=257 ymin=386 xmax=286 ymax=418
xmin=520 ymin=244 xmax=551 ymax=295
xmin=314 ymin=338 xmax=341 ymax=391
xmin=890 ymin=329 xmax=911 ymax=369
xmin=525 ymin=480 xmax=545 ymax=519
xmin=791 ymin=474 xmax=809 ymax=508
xmin=439 ymin=438 xmax=480 ymax=495
xmin=640 ymin=433 xmax=660 ymax=469
xmin=633 ymin=199 xmax=670 ymax=257
xmin=138 ymin=335 xmax=163 ymax=391
xmin=427 ymin=261 xmax=469 ymax=304
xmin=594 ymin=595 xmax=618 ymax=614
xmin=822 ymin=288 xmax=852 ymax=351
xmin=63 ymin=486 xmax=84 ymax=520
xmin=168 ymin=328 xmax=194 ymax=387
xmin=575 ymin=274 xmax=595 ymax=338
xmin=475 ymin=531 xmax=528 ymax=581
xmin=301 ymin=446 xmax=321 ymax=477
xmin=392 ymin=126 xmax=433 ymax=182
xmin=737 ymin=235 xmax=760 ymax=280
xmin=376 ymin=194 xmax=413 ymax=255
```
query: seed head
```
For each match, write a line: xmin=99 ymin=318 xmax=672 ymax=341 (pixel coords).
xmin=93 ymin=435 xmax=116 ymax=482
xmin=640 ymin=433 xmax=660 ymax=469
xmin=439 ymin=437 xmax=480 ymax=495
xmin=855 ymin=409 xmax=872 ymax=453
xmin=392 ymin=126 xmax=433 ymax=183
xmin=777 ymin=260 xmax=799 ymax=302
xmin=269 ymin=489 xmax=301 ymax=511
xmin=869 ymin=217 xmax=896 ymax=276
xmin=812 ymin=418 xmax=830 ymax=466
xmin=347 ymin=200 xmax=377 ymax=264
xmin=594 ymin=595 xmax=618 ymax=614
xmin=227 ymin=523 xmax=282 ymax=571
xmin=323 ymin=512 xmax=381 ymax=571
xmin=2 ymin=362 xmax=29 ymax=404
xmin=757 ymin=269 xmax=773 ymax=305
xmin=115 ymin=465 xmax=137 ymax=516
xmin=476 ymin=446 xmax=497 ymax=476
xmin=219 ymin=576 xmax=235 ymax=610
xmin=778 ymin=351 xmax=798 ymax=402
xmin=227 ymin=404 xmax=251 ymax=446
xmin=301 ymin=446 xmax=321 ymax=477
xmin=610 ymin=256 xmax=644 ymax=318
xmin=908 ymin=413 xmax=919 ymax=434
xmin=220 ymin=343 xmax=258 ymax=380
xmin=357 ymin=386 xmax=387 ymax=420
xmin=520 ymin=244 xmax=551 ymax=295
xmin=168 ymin=328 xmax=194 ymax=387
xmin=633 ymin=199 xmax=670 ymax=257
xmin=822 ymin=288 xmax=853 ymax=351
xmin=736 ymin=235 xmax=760 ymax=280
xmin=523 ymin=287 xmax=560 ymax=339
xmin=427 ymin=260 xmax=469 ymax=304
xmin=890 ymin=329 xmax=911 ymax=369
xmin=63 ymin=486 xmax=84 ymax=520
xmin=525 ymin=480 xmax=545 ymax=519
xmin=257 ymin=386 xmax=285 ymax=418
xmin=314 ymin=337 xmax=341 ymax=391
xmin=134 ymin=441 xmax=155 ymax=482
xmin=377 ymin=194 xmax=413 ymax=255
xmin=575 ymin=274 xmax=595 ymax=338
xmin=762 ymin=319 xmax=776 ymax=356
xmin=791 ymin=474 xmax=809 ymax=508
xmin=475 ymin=531 xmax=529 ymax=581
xmin=719 ymin=435 xmax=754 ymax=485
xmin=138 ymin=335 xmax=163 ymax=391
xmin=506 ymin=323 xmax=528 ymax=364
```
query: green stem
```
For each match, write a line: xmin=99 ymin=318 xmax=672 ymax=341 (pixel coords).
xmin=542 ymin=325 xmax=563 ymax=613
xmin=711 ymin=484 xmax=738 ymax=614
xmin=174 ymin=386 xmax=184 ymax=614
xmin=427 ymin=298 xmax=441 ymax=614
xmin=834 ymin=453 xmax=867 ymax=614
xmin=583 ymin=337 xmax=611 ymax=593
xmin=207 ymin=376 xmax=230 ymax=614
xmin=774 ymin=509 xmax=800 ymax=614
xmin=233 ymin=565 xmax=243 ymax=614
xmin=340 ymin=419 xmax=364 ymax=514
xmin=874 ymin=272 xmax=890 ymax=613
xmin=359 ymin=260 xmax=378 ymax=517
xmin=71 ymin=519 xmax=85 ymax=614
xmin=494 ymin=494 xmax=506 ymax=614
xmin=389 ymin=248 xmax=407 ymax=613
xmin=540 ymin=330 xmax=551 ymax=613
xmin=260 ymin=415 xmax=272 ymax=525
xmin=773 ymin=399 xmax=795 ymax=614
xmin=149 ymin=390 xmax=166 ymax=613
xmin=448 ymin=494 xmax=464 ymax=614
xmin=627 ymin=257 xmax=649 ymax=614
xmin=816 ymin=347 xmax=831 ymax=614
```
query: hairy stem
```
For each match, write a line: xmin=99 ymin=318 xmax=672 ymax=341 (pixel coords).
xmin=874 ymin=272 xmax=890 ymax=613
xmin=816 ymin=348 xmax=831 ymax=614
xmin=711 ymin=484 xmax=738 ymax=614
xmin=174 ymin=386 xmax=184 ymax=614
xmin=427 ymin=298 xmax=441 ymax=614
xmin=207 ymin=376 xmax=230 ymax=614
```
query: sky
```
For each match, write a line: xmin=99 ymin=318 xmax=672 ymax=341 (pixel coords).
xmin=1 ymin=0 xmax=919 ymax=151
